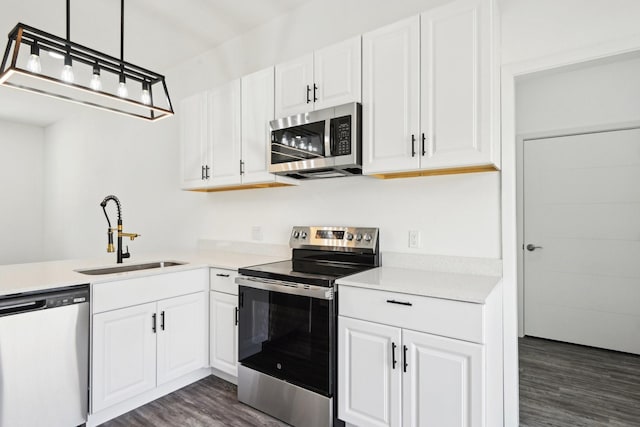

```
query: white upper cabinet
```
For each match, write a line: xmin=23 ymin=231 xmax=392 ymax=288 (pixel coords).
xmin=241 ymin=67 xmax=277 ymax=184
xmin=363 ymin=16 xmax=421 ymax=175
xmin=313 ymin=37 xmax=362 ymax=110
xmin=209 ymin=80 xmax=242 ymax=187
xmin=275 ymin=53 xmax=314 ymax=118
xmin=421 ymin=0 xmax=495 ymax=170
xmin=275 ymin=36 xmax=361 ymax=118
xmin=363 ymin=0 xmax=499 ymax=176
xmin=180 ymin=92 xmax=211 ymax=189
xmin=180 ymin=70 xmax=296 ymax=191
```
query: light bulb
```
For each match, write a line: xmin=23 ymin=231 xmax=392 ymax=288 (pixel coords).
xmin=90 ymin=74 xmax=102 ymax=91
xmin=117 ymin=82 xmax=128 ymax=98
xmin=61 ymin=65 xmax=74 ymax=83
xmin=27 ymin=54 xmax=41 ymax=73
xmin=61 ymin=55 xmax=74 ymax=83
xmin=90 ymin=64 xmax=102 ymax=91
xmin=140 ymin=82 xmax=151 ymax=105
xmin=27 ymin=43 xmax=41 ymax=73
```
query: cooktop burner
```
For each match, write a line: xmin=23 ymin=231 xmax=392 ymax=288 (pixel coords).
xmin=238 ymin=259 xmax=374 ymax=287
xmin=238 ymin=226 xmax=380 ymax=287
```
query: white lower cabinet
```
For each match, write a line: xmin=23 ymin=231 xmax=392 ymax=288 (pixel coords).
xmin=157 ymin=293 xmax=208 ymax=385
xmin=92 ymin=302 xmax=157 ymax=412
xmin=402 ymin=330 xmax=483 ymax=427
xmin=209 ymin=268 xmax=239 ymax=378
xmin=209 ymin=291 xmax=238 ymax=376
xmin=91 ymin=269 xmax=208 ymax=414
xmin=338 ymin=284 xmax=499 ymax=427
xmin=339 ymin=317 xmax=402 ymax=427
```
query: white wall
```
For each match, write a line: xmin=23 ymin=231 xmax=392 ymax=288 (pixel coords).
xmin=0 ymin=119 xmax=45 ymax=264
xmin=500 ymin=0 xmax=640 ymax=65
xmin=42 ymin=112 xmax=208 ymax=261
xmin=517 ymin=53 xmax=640 ymax=133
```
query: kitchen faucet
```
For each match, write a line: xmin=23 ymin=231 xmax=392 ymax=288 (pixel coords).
xmin=100 ymin=195 xmax=140 ymax=263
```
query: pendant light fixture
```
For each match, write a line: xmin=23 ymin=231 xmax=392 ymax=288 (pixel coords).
xmin=0 ymin=0 xmax=173 ymax=121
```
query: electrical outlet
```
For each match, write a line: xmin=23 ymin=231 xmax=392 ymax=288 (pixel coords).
xmin=408 ymin=230 xmax=421 ymax=248
xmin=251 ymin=226 xmax=263 ymax=241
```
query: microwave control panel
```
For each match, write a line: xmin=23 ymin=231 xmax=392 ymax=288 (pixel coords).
xmin=331 ymin=116 xmax=352 ymax=156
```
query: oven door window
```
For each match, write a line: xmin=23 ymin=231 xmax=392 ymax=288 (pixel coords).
xmin=271 ymin=121 xmax=326 ymax=164
xmin=238 ymin=285 xmax=332 ymax=396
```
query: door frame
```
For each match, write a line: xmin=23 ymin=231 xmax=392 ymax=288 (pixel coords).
xmin=500 ymin=35 xmax=640 ymax=427
xmin=516 ymin=121 xmax=640 ymax=337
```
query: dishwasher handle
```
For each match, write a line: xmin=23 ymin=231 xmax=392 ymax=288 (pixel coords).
xmin=0 ymin=299 xmax=47 ymax=316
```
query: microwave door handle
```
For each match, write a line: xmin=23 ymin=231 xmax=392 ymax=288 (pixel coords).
xmin=325 ymin=118 xmax=332 ymax=157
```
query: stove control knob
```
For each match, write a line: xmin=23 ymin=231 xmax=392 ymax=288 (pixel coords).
xmin=300 ymin=231 xmax=308 ymax=239
xmin=355 ymin=234 xmax=363 ymax=241
xmin=293 ymin=231 xmax=300 ymax=239
xmin=346 ymin=233 xmax=354 ymax=241
xmin=364 ymin=233 xmax=372 ymax=242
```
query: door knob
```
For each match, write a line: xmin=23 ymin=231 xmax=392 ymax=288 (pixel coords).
xmin=526 ymin=244 xmax=543 ymax=251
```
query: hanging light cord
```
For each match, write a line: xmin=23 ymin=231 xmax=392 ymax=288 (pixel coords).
xmin=120 ymin=0 xmax=124 ymax=61
xmin=66 ymin=0 xmax=70 ymax=41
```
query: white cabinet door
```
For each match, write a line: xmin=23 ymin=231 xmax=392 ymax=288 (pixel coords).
xmin=362 ymin=16 xmax=421 ymax=175
xmin=92 ymin=302 xmax=157 ymax=413
xmin=275 ymin=53 xmax=314 ymax=118
xmin=420 ymin=0 xmax=494 ymax=169
xmin=209 ymin=80 xmax=242 ymax=186
xmin=241 ymin=67 xmax=275 ymax=184
xmin=402 ymin=329 xmax=484 ymax=427
xmin=313 ymin=36 xmax=361 ymax=110
xmin=210 ymin=291 xmax=239 ymax=377
xmin=338 ymin=316 xmax=402 ymax=427
xmin=180 ymin=92 xmax=209 ymax=189
xmin=156 ymin=292 xmax=207 ymax=385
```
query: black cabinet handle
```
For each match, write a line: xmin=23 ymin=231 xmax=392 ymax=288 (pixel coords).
xmin=201 ymin=165 xmax=205 ymax=180
xmin=160 ymin=311 xmax=165 ymax=331
xmin=392 ymin=342 xmax=397 ymax=369
xmin=306 ymin=85 xmax=311 ymax=103
xmin=235 ymin=307 xmax=239 ymax=326
xmin=386 ymin=299 xmax=412 ymax=306
xmin=421 ymin=133 xmax=426 ymax=156
xmin=403 ymin=345 xmax=408 ymax=372
xmin=239 ymin=160 xmax=245 ymax=175
xmin=411 ymin=134 xmax=416 ymax=157
xmin=152 ymin=313 xmax=157 ymax=333
xmin=313 ymin=83 xmax=318 ymax=102
xmin=216 ymin=273 xmax=230 ymax=278
xmin=205 ymin=165 xmax=210 ymax=180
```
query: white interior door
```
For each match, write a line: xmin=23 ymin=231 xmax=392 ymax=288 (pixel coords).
xmin=524 ymin=127 xmax=640 ymax=354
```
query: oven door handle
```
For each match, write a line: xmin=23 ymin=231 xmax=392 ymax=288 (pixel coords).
xmin=235 ymin=276 xmax=334 ymax=300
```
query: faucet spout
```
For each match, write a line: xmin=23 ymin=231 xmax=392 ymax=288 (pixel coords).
xmin=99 ymin=195 xmax=138 ymax=263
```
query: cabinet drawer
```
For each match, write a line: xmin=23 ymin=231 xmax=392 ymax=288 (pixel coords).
xmin=93 ymin=268 xmax=209 ymax=314
xmin=210 ymin=268 xmax=239 ymax=295
xmin=338 ymin=286 xmax=485 ymax=344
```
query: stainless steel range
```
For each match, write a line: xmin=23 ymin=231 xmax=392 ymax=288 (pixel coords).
xmin=235 ymin=226 xmax=380 ymax=427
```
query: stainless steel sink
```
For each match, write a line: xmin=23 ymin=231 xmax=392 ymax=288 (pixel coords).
xmin=75 ymin=261 xmax=186 ymax=275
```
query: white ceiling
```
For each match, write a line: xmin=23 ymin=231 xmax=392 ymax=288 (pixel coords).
xmin=0 ymin=0 xmax=313 ymax=126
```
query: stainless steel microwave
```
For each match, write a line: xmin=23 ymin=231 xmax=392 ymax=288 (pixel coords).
xmin=269 ymin=102 xmax=362 ymax=179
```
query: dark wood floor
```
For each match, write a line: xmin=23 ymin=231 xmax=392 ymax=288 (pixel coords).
xmin=101 ymin=338 xmax=640 ymax=427
xmin=519 ymin=336 xmax=640 ymax=427
xmin=100 ymin=375 xmax=287 ymax=427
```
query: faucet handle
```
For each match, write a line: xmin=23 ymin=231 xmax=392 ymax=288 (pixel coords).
xmin=122 ymin=245 xmax=131 ymax=259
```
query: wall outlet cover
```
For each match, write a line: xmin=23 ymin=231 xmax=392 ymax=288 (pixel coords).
xmin=251 ymin=226 xmax=263 ymax=241
xmin=409 ymin=230 xmax=421 ymax=248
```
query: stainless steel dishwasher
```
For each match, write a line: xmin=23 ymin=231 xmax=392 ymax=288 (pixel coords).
xmin=0 ymin=284 xmax=89 ymax=427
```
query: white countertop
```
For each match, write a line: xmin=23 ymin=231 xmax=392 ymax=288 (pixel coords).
xmin=337 ymin=266 xmax=501 ymax=304
xmin=0 ymin=250 xmax=286 ymax=297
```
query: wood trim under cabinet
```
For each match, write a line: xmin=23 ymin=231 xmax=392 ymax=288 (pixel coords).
xmin=187 ymin=182 xmax=295 ymax=192
xmin=369 ymin=164 xmax=499 ymax=179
